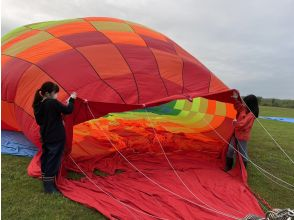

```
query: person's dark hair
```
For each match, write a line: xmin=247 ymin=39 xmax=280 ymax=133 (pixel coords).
xmin=32 ymin=81 xmax=59 ymax=108
xmin=243 ymin=94 xmax=259 ymax=118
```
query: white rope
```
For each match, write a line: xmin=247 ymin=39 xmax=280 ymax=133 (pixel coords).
xmin=68 ymin=155 xmax=167 ymax=220
xmin=240 ymin=97 xmax=294 ymax=165
xmin=143 ymin=107 xmax=244 ymax=215
xmin=235 ymin=138 xmax=294 ymax=192
xmin=84 ymin=101 xmax=240 ymax=220
xmin=201 ymin=117 xmax=294 ymax=192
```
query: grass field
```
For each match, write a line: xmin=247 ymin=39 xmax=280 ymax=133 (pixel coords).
xmin=1 ymin=106 xmax=294 ymax=219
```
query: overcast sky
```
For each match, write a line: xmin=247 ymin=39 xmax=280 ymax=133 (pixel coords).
xmin=1 ymin=0 xmax=293 ymax=99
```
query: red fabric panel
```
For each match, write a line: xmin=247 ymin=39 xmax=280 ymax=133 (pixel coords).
xmin=209 ymin=72 xmax=229 ymax=93
xmin=1 ymin=57 xmax=31 ymax=101
xmin=59 ymin=31 xmax=111 ymax=48
xmin=1 ymin=120 xmax=18 ymax=131
xmin=74 ymin=80 xmax=125 ymax=103
xmin=14 ymin=105 xmax=41 ymax=148
xmin=168 ymin=39 xmax=197 ymax=62
xmin=182 ymin=58 xmax=211 ymax=94
xmin=104 ymin=75 xmax=138 ymax=104
xmin=56 ymin=150 xmax=264 ymax=219
xmin=1 ymin=101 xmax=20 ymax=131
xmin=71 ymin=98 xmax=143 ymax=126
xmin=140 ymin=35 xmax=177 ymax=54
xmin=117 ymin=44 xmax=168 ymax=104
xmin=152 ymin=49 xmax=183 ymax=95
xmin=37 ymin=49 xmax=101 ymax=92
xmin=76 ymin=44 xmax=138 ymax=104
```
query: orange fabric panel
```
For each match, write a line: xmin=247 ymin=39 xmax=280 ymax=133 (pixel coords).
xmin=207 ymin=100 xmax=216 ymax=115
xmin=77 ymin=44 xmax=131 ymax=79
xmin=209 ymin=73 xmax=229 ymax=93
xmin=152 ymin=49 xmax=183 ymax=87
xmin=130 ymin=24 xmax=167 ymax=42
xmin=226 ymin=104 xmax=237 ymax=119
xmin=1 ymin=101 xmax=21 ymax=131
xmin=201 ymin=115 xmax=224 ymax=131
xmin=70 ymin=114 xmax=226 ymax=158
xmin=16 ymin=38 xmax=72 ymax=63
xmin=14 ymin=65 xmax=68 ymax=117
xmin=84 ymin=17 xmax=124 ymax=22
xmin=2 ymin=30 xmax=40 ymax=52
xmin=102 ymin=31 xmax=146 ymax=46
xmin=1 ymin=55 xmax=13 ymax=66
xmin=47 ymin=22 xmax=96 ymax=37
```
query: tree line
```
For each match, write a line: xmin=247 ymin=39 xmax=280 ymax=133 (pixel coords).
xmin=254 ymin=97 xmax=294 ymax=108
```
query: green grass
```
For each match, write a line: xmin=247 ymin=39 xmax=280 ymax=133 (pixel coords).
xmin=259 ymin=105 xmax=294 ymax=118
xmin=1 ymin=106 xmax=294 ymax=218
xmin=247 ymin=106 xmax=294 ymax=208
xmin=1 ymin=154 xmax=106 ymax=220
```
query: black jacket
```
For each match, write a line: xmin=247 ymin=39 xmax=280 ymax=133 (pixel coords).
xmin=33 ymin=97 xmax=75 ymax=144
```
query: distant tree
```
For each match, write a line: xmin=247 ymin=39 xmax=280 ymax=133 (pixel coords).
xmin=257 ymin=96 xmax=262 ymax=104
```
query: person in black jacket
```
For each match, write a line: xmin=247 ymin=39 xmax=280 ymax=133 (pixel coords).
xmin=32 ymin=81 xmax=76 ymax=194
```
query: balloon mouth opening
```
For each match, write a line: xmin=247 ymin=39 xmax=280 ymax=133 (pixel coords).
xmin=68 ymin=97 xmax=236 ymax=164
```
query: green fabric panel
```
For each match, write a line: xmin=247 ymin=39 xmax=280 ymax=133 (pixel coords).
xmin=27 ymin=18 xmax=84 ymax=30
xmin=215 ymin=101 xmax=226 ymax=116
xmin=198 ymin=98 xmax=208 ymax=113
xmin=182 ymin=101 xmax=192 ymax=111
xmin=1 ymin=26 xmax=30 ymax=45
xmin=178 ymin=112 xmax=201 ymax=124
xmin=177 ymin=110 xmax=190 ymax=118
xmin=193 ymin=114 xmax=214 ymax=128
xmin=191 ymin=98 xmax=201 ymax=112
xmin=174 ymin=99 xmax=186 ymax=110
xmin=180 ymin=112 xmax=206 ymax=125
xmin=148 ymin=101 xmax=180 ymax=115
xmin=3 ymin=31 xmax=53 ymax=56
xmin=125 ymin=21 xmax=149 ymax=29
xmin=91 ymin=21 xmax=134 ymax=32
xmin=193 ymin=112 xmax=205 ymax=122
xmin=125 ymin=20 xmax=161 ymax=34
xmin=133 ymin=101 xmax=180 ymax=116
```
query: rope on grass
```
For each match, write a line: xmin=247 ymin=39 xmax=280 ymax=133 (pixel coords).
xmin=201 ymin=117 xmax=294 ymax=193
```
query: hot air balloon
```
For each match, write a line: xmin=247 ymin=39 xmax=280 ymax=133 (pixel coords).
xmin=1 ymin=17 xmax=265 ymax=219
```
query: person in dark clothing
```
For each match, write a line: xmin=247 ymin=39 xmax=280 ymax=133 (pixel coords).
xmin=32 ymin=81 xmax=77 ymax=194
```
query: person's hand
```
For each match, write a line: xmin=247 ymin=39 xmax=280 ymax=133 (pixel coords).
xmin=231 ymin=91 xmax=239 ymax=100
xmin=70 ymin=92 xmax=77 ymax=99
xmin=232 ymin=119 xmax=237 ymax=126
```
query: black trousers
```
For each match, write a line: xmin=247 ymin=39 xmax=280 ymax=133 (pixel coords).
xmin=41 ymin=140 xmax=65 ymax=178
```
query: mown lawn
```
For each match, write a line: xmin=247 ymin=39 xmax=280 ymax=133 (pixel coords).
xmin=1 ymin=154 xmax=105 ymax=220
xmin=1 ymin=106 xmax=294 ymax=219
xmin=247 ymin=106 xmax=294 ymax=208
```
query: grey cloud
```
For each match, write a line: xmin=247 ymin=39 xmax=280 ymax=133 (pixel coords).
xmin=1 ymin=0 xmax=293 ymax=98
